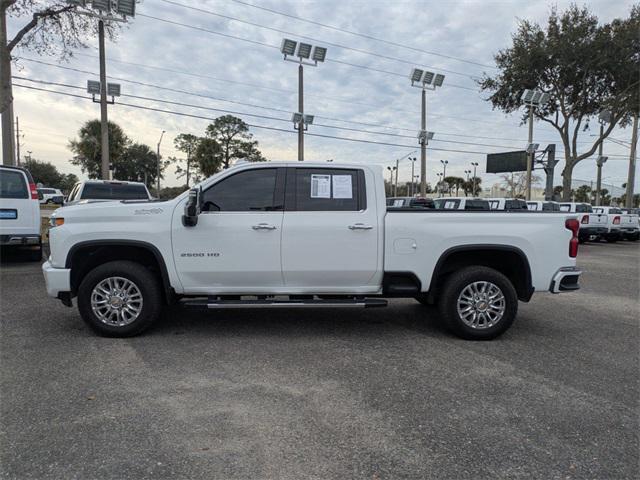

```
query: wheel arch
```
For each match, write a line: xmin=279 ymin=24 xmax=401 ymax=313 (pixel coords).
xmin=428 ymin=244 xmax=533 ymax=302
xmin=65 ymin=240 xmax=173 ymax=303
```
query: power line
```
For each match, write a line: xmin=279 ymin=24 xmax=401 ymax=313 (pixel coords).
xmin=136 ymin=13 xmax=478 ymax=91
xmin=13 ymin=82 xmax=632 ymax=160
xmin=20 ymin=58 xmax=627 ymax=155
xmin=157 ymin=0 xmax=480 ymax=80
xmin=228 ymin=0 xmax=496 ymax=70
xmin=19 ymin=56 xmax=544 ymax=133
xmin=12 ymin=76 xmax=519 ymax=149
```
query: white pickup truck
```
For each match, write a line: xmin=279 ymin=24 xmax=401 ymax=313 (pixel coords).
xmin=559 ymin=202 xmax=608 ymax=242
xmin=42 ymin=162 xmax=582 ymax=340
xmin=593 ymin=206 xmax=640 ymax=242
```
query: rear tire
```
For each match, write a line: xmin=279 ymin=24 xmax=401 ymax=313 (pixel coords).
xmin=437 ymin=266 xmax=518 ymax=340
xmin=77 ymin=260 xmax=162 ymax=337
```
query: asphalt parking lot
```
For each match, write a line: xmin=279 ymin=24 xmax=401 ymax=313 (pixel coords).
xmin=1 ymin=242 xmax=638 ymax=480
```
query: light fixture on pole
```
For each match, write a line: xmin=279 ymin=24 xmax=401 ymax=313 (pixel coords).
xmin=392 ymin=151 xmax=417 ymax=197
xmin=410 ymin=68 xmax=445 ymax=197
xmin=68 ymin=0 xmax=135 ymax=180
xmin=156 ymin=130 xmax=165 ymax=196
xmin=409 ymin=157 xmax=417 ymax=196
xmin=595 ymin=110 xmax=611 ymax=206
xmin=464 ymin=169 xmax=471 ymax=182
xmin=520 ymin=88 xmax=550 ymax=200
xmin=386 ymin=166 xmax=397 ymax=196
xmin=440 ymin=159 xmax=448 ymax=180
xmin=436 ymin=172 xmax=443 ymax=197
xmin=281 ymin=38 xmax=327 ymax=161
xmin=470 ymin=162 xmax=479 ymax=196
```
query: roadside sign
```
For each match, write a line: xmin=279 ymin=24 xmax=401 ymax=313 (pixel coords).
xmin=486 ymin=151 xmax=528 ymax=173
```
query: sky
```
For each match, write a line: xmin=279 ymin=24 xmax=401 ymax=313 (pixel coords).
xmin=6 ymin=0 xmax=638 ymax=194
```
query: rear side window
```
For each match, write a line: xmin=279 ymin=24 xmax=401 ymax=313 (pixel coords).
xmin=527 ymin=202 xmax=539 ymax=211
xmin=575 ymin=204 xmax=593 ymax=213
xmin=202 ymin=168 xmax=280 ymax=212
xmin=0 ymin=170 xmax=28 ymax=199
xmin=489 ymin=200 xmax=500 ymax=210
xmin=542 ymin=202 xmax=560 ymax=211
xmin=506 ymin=200 xmax=527 ymax=210
xmin=465 ymin=200 xmax=490 ymax=211
xmin=434 ymin=199 xmax=460 ymax=210
xmin=291 ymin=168 xmax=365 ymax=211
xmin=82 ymin=183 xmax=149 ymax=200
xmin=559 ymin=204 xmax=571 ymax=212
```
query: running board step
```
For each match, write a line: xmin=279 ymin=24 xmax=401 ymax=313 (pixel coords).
xmin=183 ymin=298 xmax=388 ymax=309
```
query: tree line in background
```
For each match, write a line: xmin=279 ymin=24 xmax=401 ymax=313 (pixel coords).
xmin=67 ymin=114 xmax=266 ymax=197
xmin=22 ymin=158 xmax=78 ymax=193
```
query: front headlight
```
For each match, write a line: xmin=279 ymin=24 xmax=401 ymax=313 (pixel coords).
xmin=49 ymin=217 xmax=64 ymax=228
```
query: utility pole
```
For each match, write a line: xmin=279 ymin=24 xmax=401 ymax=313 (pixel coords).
xmin=625 ymin=112 xmax=638 ymax=208
xmin=471 ymin=162 xmax=479 ymax=196
xmin=1 ymin=9 xmax=15 ymax=166
xmin=394 ymin=157 xmax=399 ymax=196
xmin=595 ymin=122 xmax=606 ymax=206
xmin=15 ymin=116 xmax=20 ymax=166
xmin=98 ymin=19 xmax=110 ymax=180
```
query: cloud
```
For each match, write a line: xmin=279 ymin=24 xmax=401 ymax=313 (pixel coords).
xmin=6 ymin=0 xmax=637 ymax=191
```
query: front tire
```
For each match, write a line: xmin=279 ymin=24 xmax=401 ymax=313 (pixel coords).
xmin=437 ymin=266 xmax=518 ymax=340
xmin=77 ymin=260 xmax=162 ymax=337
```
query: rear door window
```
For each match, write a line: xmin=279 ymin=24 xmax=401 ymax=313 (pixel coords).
xmin=575 ymin=204 xmax=593 ymax=213
xmin=290 ymin=168 xmax=365 ymax=211
xmin=465 ymin=200 xmax=490 ymax=211
xmin=434 ymin=199 xmax=460 ymax=210
xmin=0 ymin=170 xmax=28 ymax=199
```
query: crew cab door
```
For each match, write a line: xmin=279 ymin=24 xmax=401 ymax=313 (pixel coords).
xmin=172 ymin=167 xmax=285 ymax=293
xmin=280 ymin=167 xmax=381 ymax=291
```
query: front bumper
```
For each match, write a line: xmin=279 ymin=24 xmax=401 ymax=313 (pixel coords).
xmin=42 ymin=260 xmax=71 ymax=298
xmin=549 ymin=267 xmax=582 ymax=293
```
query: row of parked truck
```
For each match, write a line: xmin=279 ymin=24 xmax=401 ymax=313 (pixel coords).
xmin=386 ymin=196 xmax=640 ymax=243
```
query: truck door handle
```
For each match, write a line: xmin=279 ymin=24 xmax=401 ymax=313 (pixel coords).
xmin=348 ymin=223 xmax=373 ymax=230
xmin=252 ymin=223 xmax=277 ymax=230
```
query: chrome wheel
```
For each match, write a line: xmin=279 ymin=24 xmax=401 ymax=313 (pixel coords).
xmin=457 ymin=281 xmax=505 ymax=329
xmin=90 ymin=276 xmax=143 ymax=327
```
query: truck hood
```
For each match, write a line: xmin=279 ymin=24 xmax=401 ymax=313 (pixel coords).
xmin=52 ymin=199 xmax=176 ymax=222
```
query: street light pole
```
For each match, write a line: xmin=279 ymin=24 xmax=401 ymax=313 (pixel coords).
xmin=596 ymin=123 xmax=605 ymax=206
xmin=98 ymin=19 xmax=110 ymax=180
xmin=420 ymin=88 xmax=426 ymax=196
xmin=410 ymin=157 xmax=416 ymax=196
xmin=298 ymin=64 xmax=304 ymax=161
xmin=156 ymin=130 xmax=165 ymax=196
xmin=471 ymin=162 xmax=479 ymax=196
xmin=525 ymin=105 xmax=534 ymax=200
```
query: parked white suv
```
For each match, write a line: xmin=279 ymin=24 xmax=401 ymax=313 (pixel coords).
xmin=0 ymin=165 xmax=42 ymax=261
xmin=38 ymin=187 xmax=64 ymax=205
xmin=66 ymin=180 xmax=152 ymax=205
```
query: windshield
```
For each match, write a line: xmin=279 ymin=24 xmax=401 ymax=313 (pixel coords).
xmin=81 ymin=183 xmax=149 ymax=200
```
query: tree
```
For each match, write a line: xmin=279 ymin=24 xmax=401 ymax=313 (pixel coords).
xmin=205 ymin=115 xmax=266 ymax=168
xmin=480 ymin=5 xmax=639 ymax=200
xmin=443 ymin=176 xmax=465 ymax=196
xmin=574 ymin=185 xmax=592 ymax=202
xmin=463 ymin=178 xmax=482 ymax=196
xmin=1 ymin=1 xmax=119 ymax=164
xmin=172 ymin=133 xmax=200 ymax=187
xmin=68 ymin=120 xmax=128 ymax=179
xmin=23 ymin=157 xmax=62 ymax=186
xmin=193 ymin=137 xmax=223 ymax=177
xmin=117 ymin=143 xmax=165 ymax=187
xmin=500 ymin=172 xmax=542 ymax=198
xmin=59 ymin=173 xmax=78 ymax=194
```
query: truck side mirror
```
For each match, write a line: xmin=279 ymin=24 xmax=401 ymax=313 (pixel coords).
xmin=182 ymin=187 xmax=201 ymax=227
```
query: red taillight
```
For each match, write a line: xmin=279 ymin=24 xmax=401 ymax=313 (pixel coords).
xmin=29 ymin=183 xmax=38 ymax=200
xmin=581 ymin=215 xmax=589 ymax=224
xmin=566 ymin=218 xmax=579 ymax=258
xmin=613 ymin=216 xmax=620 ymax=225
